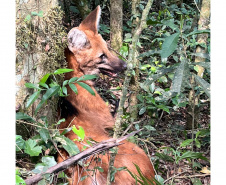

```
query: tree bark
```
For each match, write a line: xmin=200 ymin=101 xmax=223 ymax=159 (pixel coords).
xmin=106 ymin=1 xmax=154 ymax=184
xmin=16 ymin=0 xmax=67 ymax=137
xmin=110 ymin=0 xmax=123 ymax=51
xmin=186 ymin=0 xmax=210 ymax=129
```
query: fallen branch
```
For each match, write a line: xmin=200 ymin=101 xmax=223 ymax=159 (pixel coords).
xmin=25 ymin=130 xmax=140 ymax=185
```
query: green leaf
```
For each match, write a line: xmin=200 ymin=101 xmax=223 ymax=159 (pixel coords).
xmin=24 ymin=14 xmax=31 ymax=22
xmin=161 ymin=32 xmax=180 ymax=59
xmin=69 ymin=83 xmax=78 ymax=94
xmin=62 ymin=86 xmax=67 ymax=95
xmin=38 ymin=10 xmax=43 ymax=17
xmin=57 ymin=118 xmax=66 ymax=125
xmin=155 ymin=152 xmax=174 ymax=162
xmin=186 ymin=29 xmax=210 ymax=37
xmin=26 ymin=91 xmax=41 ymax=108
xmin=180 ymin=139 xmax=193 ymax=148
xmin=31 ymin=12 xmax=38 ymax=16
xmin=16 ymin=175 xmax=26 ymax=185
xmin=24 ymin=139 xmax=42 ymax=156
xmin=35 ymin=86 xmax=60 ymax=114
xmin=54 ymin=68 xmax=73 ymax=75
xmin=41 ymin=156 xmax=57 ymax=167
xmin=139 ymin=107 xmax=146 ymax=115
xmin=195 ymin=62 xmax=210 ymax=70
xmin=39 ymin=128 xmax=51 ymax=144
xmin=143 ymin=66 xmax=176 ymax=86
xmin=194 ymin=75 xmax=210 ymax=98
xmin=25 ymin=83 xmax=40 ymax=89
xmin=195 ymin=139 xmax=201 ymax=148
xmin=94 ymin=166 xmax=104 ymax=172
xmin=178 ymin=151 xmax=208 ymax=162
xmin=55 ymin=136 xmax=80 ymax=156
xmin=146 ymin=20 xmax=161 ymax=25
xmin=16 ymin=135 xmax=25 ymax=152
xmin=72 ymin=126 xmax=85 ymax=141
xmin=144 ymin=125 xmax=156 ymax=131
xmin=39 ymin=82 xmax=49 ymax=89
xmin=60 ymin=128 xmax=72 ymax=136
xmin=77 ymin=75 xmax=98 ymax=82
xmin=69 ymin=77 xmax=79 ymax=83
xmin=16 ymin=112 xmax=36 ymax=123
xmin=40 ymin=73 xmax=51 ymax=84
xmin=77 ymin=82 xmax=95 ymax=96
xmin=171 ymin=57 xmax=190 ymax=93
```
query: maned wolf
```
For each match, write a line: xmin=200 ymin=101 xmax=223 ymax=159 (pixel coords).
xmin=58 ymin=5 xmax=155 ymax=185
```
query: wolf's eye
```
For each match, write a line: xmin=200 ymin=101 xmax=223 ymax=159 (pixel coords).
xmin=99 ymin=54 xmax=106 ymax=59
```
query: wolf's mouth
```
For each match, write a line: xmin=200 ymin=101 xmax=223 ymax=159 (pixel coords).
xmin=99 ymin=68 xmax=118 ymax=77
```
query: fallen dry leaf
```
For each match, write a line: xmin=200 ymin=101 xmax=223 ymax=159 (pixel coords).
xmin=200 ymin=166 xmax=210 ymax=174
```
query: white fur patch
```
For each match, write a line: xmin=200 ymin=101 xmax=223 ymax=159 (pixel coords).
xmin=96 ymin=7 xmax=101 ymax=31
xmin=67 ymin=28 xmax=89 ymax=51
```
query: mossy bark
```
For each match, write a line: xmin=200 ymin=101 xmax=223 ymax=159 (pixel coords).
xmin=110 ymin=0 xmax=123 ymax=51
xmin=106 ymin=1 xmax=154 ymax=184
xmin=186 ymin=0 xmax=210 ymax=129
xmin=16 ymin=0 xmax=67 ymax=137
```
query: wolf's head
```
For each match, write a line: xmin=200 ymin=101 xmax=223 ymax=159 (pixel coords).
xmin=67 ymin=6 xmax=127 ymax=77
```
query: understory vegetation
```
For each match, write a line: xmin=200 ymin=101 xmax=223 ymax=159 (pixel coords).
xmin=16 ymin=0 xmax=210 ymax=184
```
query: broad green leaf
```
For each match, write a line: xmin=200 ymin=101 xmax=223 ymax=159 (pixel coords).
xmin=178 ymin=151 xmax=208 ymax=162
xmin=69 ymin=77 xmax=79 ymax=83
xmin=16 ymin=135 xmax=25 ymax=152
xmin=26 ymin=91 xmax=40 ymax=108
xmin=38 ymin=10 xmax=43 ymax=17
xmin=77 ymin=75 xmax=98 ymax=82
xmin=55 ymin=136 xmax=80 ymax=156
xmin=195 ymin=139 xmax=201 ymax=148
xmin=62 ymin=86 xmax=67 ymax=95
xmin=155 ymin=152 xmax=174 ymax=162
xmin=139 ymin=107 xmax=146 ymax=115
xmin=54 ymin=68 xmax=73 ymax=74
xmin=31 ymin=12 xmax=38 ymax=16
xmin=40 ymin=73 xmax=51 ymax=83
xmin=24 ymin=139 xmax=42 ymax=156
xmin=41 ymin=156 xmax=57 ymax=167
xmin=161 ymin=32 xmax=180 ymax=59
xmin=195 ymin=62 xmax=210 ymax=70
xmin=16 ymin=175 xmax=26 ymax=185
xmin=171 ymin=57 xmax=190 ymax=93
xmin=94 ymin=166 xmax=104 ymax=172
xmin=35 ymin=86 xmax=60 ymax=114
xmin=39 ymin=82 xmax=49 ymax=89
xmin=25 ymin=83 xmax=40 ymax=89
xmin=63 ymin=80 xmax=69 ymax=86
xmin=144 ymin=125 xmax=156 ymax=131
xmin=186 ymin=29 xmax=210 ymax=37
xmin=60 ymin=128 xmax=72 ymax=136
xmin=143 ymin=66 xmax=176 ymax=86
xmin=162 ymin=19 xmax=179 ymax=31
xmin=77 ymin=82 xmax=95 ymax=96
xmin=146 ymin=20 xmax=161 ymax=25
xmin=72 ymin=125 xmax=85 ymax=141
xmin=38 ymin=128 xmax=51 ymax=144
xmin=16 ymin=112 xmax=36 ymax=123
xmin=156 ymin=104 xmax=170 ymax=113
xmin=194 ymin=75 xmax=210 ymax=98
xmin=24 ymin=14 xmax=31 ymax=22
xmin=69 ymin=83 xmax=78 ymax=94
xmin=140 ymin=64 xmax=151 ymax=70
xmin=180 ymin=139 xmax=193 ymax=148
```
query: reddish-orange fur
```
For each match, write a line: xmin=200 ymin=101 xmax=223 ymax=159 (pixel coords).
xmin=58 ymin=6 xmax=155 ymax=185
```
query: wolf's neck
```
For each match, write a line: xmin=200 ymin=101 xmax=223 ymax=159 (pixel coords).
xmin=64 ymin=48 xmax=84 ymax=79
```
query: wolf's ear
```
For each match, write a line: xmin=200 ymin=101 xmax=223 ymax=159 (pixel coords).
xmin=79 ymin=6 xmax=101 ymax=34
xmin=67 ymin=28 xmax=91 ymax=52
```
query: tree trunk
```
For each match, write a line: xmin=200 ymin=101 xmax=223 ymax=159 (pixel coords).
xmin=129 ymin=0 xmax=141 ymax=122
xmin=16 ymin=0 xmax=67 ymax=137
xmin=186 ymin=0 xmax=210 ymax=129
xmin=71 ymin=0 xmax=91 ymax=20
xmin=110 ymin=0 xmax=123 ymax=51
